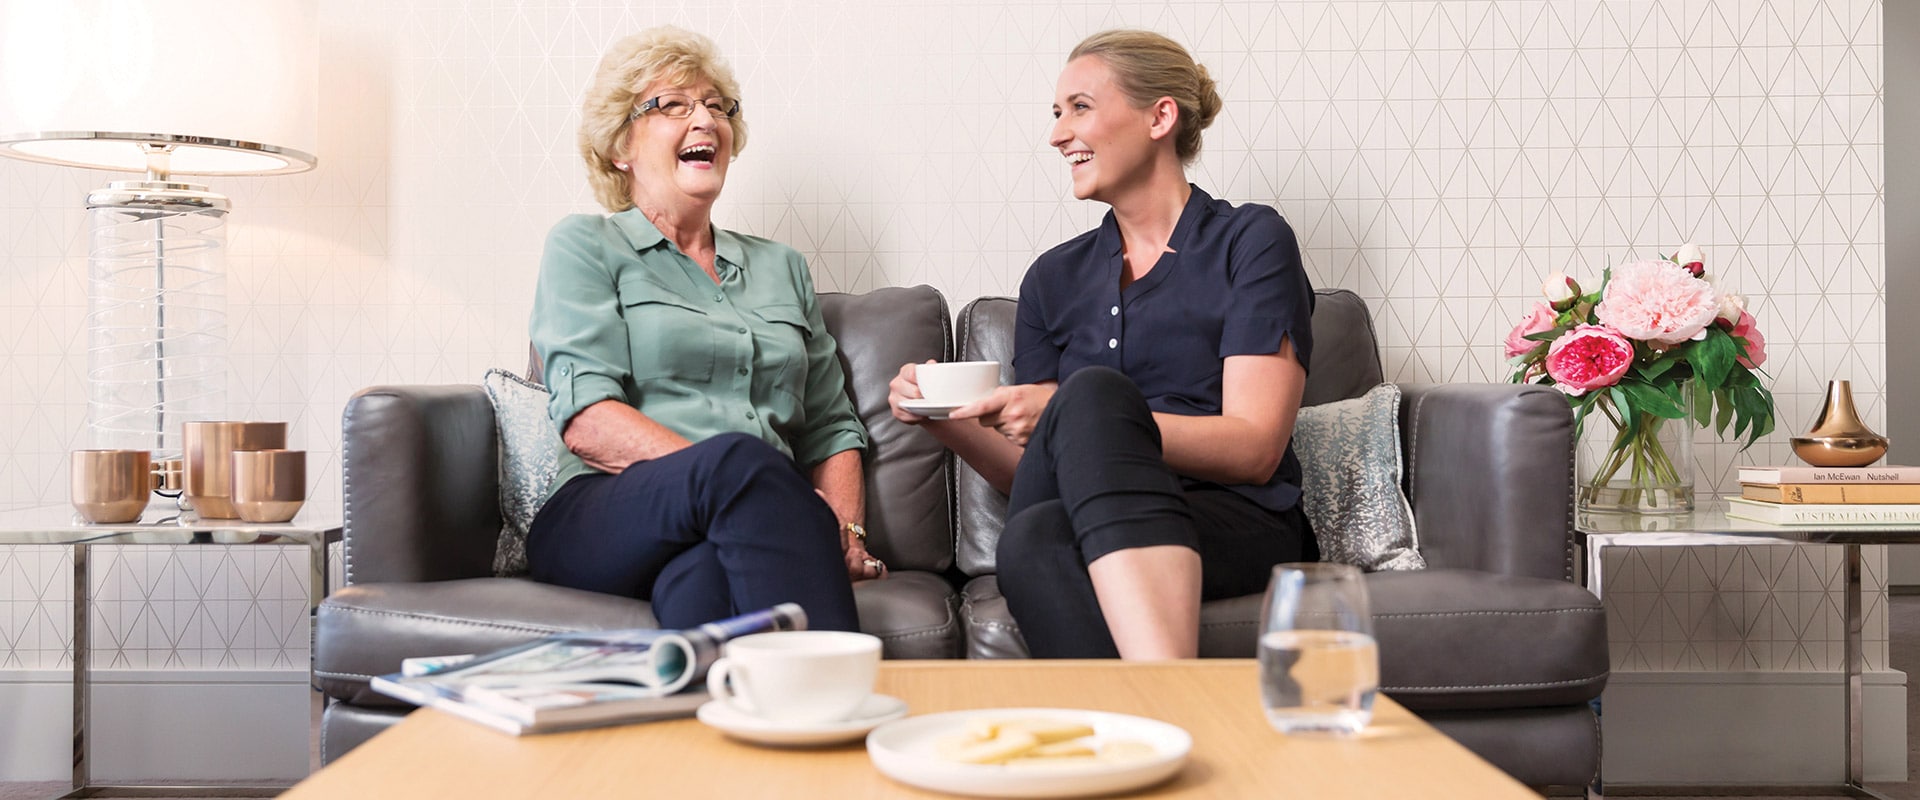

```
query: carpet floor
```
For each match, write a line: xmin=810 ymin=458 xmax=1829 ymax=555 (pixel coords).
xmin=6 ymin=597 xmax=1920 ymax=799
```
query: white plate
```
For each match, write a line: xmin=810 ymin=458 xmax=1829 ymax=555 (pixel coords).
xmin=899 ymin=399 xmax=967 ymax=419
xmin=697 ymin=693 xmax=907 ymax=747
xmin=866 ymin=708 xmax=1191 ymax=798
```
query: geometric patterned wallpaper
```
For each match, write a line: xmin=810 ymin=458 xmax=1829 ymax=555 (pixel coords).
xmin=0 ymin=0 xmax=1887 ymax=676
xmin=0 ymin=544 xmax=311 ymax=670
xmin=1603 ymin=545 xmax=1889 ymax=672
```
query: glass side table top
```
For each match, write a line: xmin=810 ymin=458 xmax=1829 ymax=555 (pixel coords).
xmin=1577 ymin=497 xmax=1920 ymax=545
xmin=0 ymin=503 xmax=341 ymax=545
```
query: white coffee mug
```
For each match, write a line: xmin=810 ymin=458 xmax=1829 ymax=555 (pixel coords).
xmin=705 ymin=631 xmax=881 ymax=724
xmin=916 ymin=361 xmax=1001 ymax=404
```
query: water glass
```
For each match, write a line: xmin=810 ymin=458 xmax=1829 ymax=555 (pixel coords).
xmin=1258 ymin=562 xmax=1378 ymax=735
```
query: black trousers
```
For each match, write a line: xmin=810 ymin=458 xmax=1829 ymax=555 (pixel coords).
xmin=526 ymin=432 xmax=860 ymax=632
xmin=996 ymin=367 xmax=1316 ymax=658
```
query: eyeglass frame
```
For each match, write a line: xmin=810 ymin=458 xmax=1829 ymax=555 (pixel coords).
xmin=629 ymin=94 xmax=742 ymax=121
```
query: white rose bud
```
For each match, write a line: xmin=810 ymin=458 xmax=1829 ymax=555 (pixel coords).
xmin=1674 ymin=242 xmax=1706 ymax=277
xmin=1541 ymin=272 xmax=1577 ymax=307
xmin=1716 ymin=292 xmax=1746 ymax=326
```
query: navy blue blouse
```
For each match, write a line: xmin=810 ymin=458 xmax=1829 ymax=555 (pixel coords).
xmin=1014 ymin=185 xmax=1315 ymax=512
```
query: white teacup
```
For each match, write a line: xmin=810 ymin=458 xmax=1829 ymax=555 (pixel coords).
xmin=916 ymin=361 xmax=1001 ymax=404
xmin=705 ymin=631 xmax=881 ymax=724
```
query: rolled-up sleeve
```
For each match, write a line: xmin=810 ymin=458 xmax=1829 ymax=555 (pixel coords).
xmin=1219 ymin=208 xmax=1314 ymax=371
xmin=787 ymin=252 xmax=868 ymax=467
xmin=531 ymin=216 xmax=633 ymax=434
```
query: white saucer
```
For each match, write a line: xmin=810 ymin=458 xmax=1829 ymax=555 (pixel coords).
xmin=697 ymin=693 xmax=909 ymax=747
xmin=900 ymin=399 xmax=967 ymax=419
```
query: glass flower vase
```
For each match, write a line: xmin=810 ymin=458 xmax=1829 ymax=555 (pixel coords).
xmin=1577 ymin=384 xmax=1696 ymax=514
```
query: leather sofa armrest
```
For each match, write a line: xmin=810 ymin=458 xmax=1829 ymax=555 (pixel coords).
xmin=341 ymin=385 xmax=502 ymax=585
xmin=1397 ymin=382 xmax=1575 ymax=582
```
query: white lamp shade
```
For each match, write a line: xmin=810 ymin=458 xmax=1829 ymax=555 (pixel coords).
xmin=0 ymin=0 xmax=318 ymax=175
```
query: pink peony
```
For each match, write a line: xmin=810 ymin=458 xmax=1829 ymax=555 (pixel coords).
xmin=1545 ymin=325 xmax=1634 ymax=395
xmin=1505 ymin=302 xmax=1558 ymax=358
xmin=1730 ymin=309 xmax=1767 ymax=368
xmin=1595 ymin=260 xmax=1720 ymax=345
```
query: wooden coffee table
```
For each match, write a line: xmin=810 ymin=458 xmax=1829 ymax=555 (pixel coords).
xmin=284 ymin=660 xmax=1536 ymax=798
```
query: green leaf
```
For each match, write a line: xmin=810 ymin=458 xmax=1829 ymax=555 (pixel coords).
xmin=1692 ymin=328 xmax=1737 ymax=389
xmin=1712 ymin=387 xmax=1734 ymax=437
xmin=1691 ymin=381 xmax=1712 ymax=428
xmin=1609 ymin=386 xmax=1640 ymax=439
xmin=1641 ymin=352 xmax=1682 ymax=380
xmin=1621 ymin=379 xmax=1687 ymax=418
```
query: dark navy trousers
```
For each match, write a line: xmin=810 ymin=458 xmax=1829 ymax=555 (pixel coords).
xmin=996 ymin=367 xmax=1315 ymax=658
xmin=527 ymin=432 xmax=860 ymax=632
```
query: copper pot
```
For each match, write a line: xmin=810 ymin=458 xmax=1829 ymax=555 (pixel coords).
xmin=230 ymin=449 xmax=306 ymax=523
xmin=183 ymin=422 xmax=287 ymax=518
xmin=71 ymin=450 xmax=153 ymax=524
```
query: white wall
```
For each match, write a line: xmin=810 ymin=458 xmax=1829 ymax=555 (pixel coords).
xmin=0 ymin=0 xmax=1891 ymax=778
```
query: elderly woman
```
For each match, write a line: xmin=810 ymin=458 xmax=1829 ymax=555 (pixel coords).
xmin=528 ymin=26 xmax=880 ymax=632
xmin=890 ymin=30 xmax=1317 ymax=658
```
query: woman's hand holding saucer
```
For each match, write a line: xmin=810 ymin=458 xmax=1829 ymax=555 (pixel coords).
xmin=950 ymin=383 xmax=1055 ymax=447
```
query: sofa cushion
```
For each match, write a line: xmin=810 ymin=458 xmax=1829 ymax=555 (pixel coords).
xmin=960 ymin=569 xmax=1607 ymax=711
xmin=318 ymin=573 xmax=966 ymax=707
xmin=482 ymin=368 xmax=563 ymax=577
xmin=819 ymin=285 xmax=955 ymax=573
xmin=850 ymin=570 xmax=964 ymax=659
xmin=315 ymin=578 xmax=659 ymax=707
xmin=1293 ymin=383 xmax=1424 ymax=571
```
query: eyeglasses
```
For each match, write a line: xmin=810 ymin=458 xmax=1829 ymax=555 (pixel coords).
xmin=630 ymin=94 xmax=742 ymax=121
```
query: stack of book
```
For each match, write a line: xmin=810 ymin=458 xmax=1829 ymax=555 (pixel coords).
xmin=1728 ymin=465 xmax=1920 ymax=525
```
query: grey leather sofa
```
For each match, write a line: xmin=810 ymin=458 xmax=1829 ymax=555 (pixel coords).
xmin=314 ymin=285 xmax=965 ymax=761
xmin=953 ymin=291 xmax=1608 ymax=788
xmin=314 ymin=284 xmax=1606 ymax=788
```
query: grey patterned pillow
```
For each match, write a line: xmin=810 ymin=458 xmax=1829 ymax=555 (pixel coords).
xmin=482 ymin=368 xmax=563 ymax=577
xmin=1292 ymin=382 xmax=1425 ymax=571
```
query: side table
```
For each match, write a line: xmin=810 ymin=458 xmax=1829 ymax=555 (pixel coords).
xmin=0 ymin=504 xmax=341 ymax=799
xmin=1577 ymin=499 xmax=1919 ymax=799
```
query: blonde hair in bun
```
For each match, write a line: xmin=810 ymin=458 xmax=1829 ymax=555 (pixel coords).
xmin=1069 ymin=30 xmax=1222 ymax=164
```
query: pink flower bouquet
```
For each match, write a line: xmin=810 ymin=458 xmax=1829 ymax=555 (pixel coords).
xmin=1506 ymin=244 xmax=1776 ymax=511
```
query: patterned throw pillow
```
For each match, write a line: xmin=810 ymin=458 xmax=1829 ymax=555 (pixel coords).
xmin=482 ymin=368 xmax=563 ymax=577
xmin=1292 ymin=382 xmax=1425 ymax=571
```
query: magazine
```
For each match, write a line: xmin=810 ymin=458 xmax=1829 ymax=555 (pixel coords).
xmin=372 ymin=603 xmax=807 ymax=735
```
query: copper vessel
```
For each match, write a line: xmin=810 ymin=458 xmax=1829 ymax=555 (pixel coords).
xmin=1791 ymin=380 xmax=1890 ymax=467
xmin=183 ymin=422 xmax=287 ymax=518
xmin=230 ymin=449 xmax=306 ymax=523
xmin=71 ymin=450 xmax=152 ymax=524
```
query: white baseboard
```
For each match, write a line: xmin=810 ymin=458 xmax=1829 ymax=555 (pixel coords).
xmin=0 ymin=670 xmax=310 ymax=782
xmin=1603 ymin=669 xmax=1908 ymax=785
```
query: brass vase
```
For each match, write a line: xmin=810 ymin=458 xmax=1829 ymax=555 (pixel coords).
xmin=1791 ymin=380 xmax=1890 ymax=467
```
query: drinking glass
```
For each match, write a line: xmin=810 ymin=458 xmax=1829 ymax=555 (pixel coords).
xmin=1258 ymin=562 xmax=1378 ymax=734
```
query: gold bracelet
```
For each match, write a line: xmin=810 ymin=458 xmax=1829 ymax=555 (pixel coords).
xmin=844 ymin=522 xmax=867 ymax=542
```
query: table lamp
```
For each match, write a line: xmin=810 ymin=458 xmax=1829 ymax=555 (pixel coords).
xmin=0 ymin=0 xmax=317 ymax=460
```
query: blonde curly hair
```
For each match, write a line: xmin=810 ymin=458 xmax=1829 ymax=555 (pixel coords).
xmin=579 ymin=26 xmax=747 ymax=212
xmin=1069 ymin=30 xmax=1221 ymax=164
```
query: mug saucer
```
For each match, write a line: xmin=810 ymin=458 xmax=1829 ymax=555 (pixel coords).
xmin=899 ymin=399 xmax=966 ymax=419
xmin=697 ymin=693 xmax=909 ymax=746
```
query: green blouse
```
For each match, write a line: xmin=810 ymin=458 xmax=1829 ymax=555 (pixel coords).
xmin=530 ymin=209 xmax=868 ymax=497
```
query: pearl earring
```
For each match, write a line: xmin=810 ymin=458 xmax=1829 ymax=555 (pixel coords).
xmin=614 ymin=162 xmax=628 ymax=171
